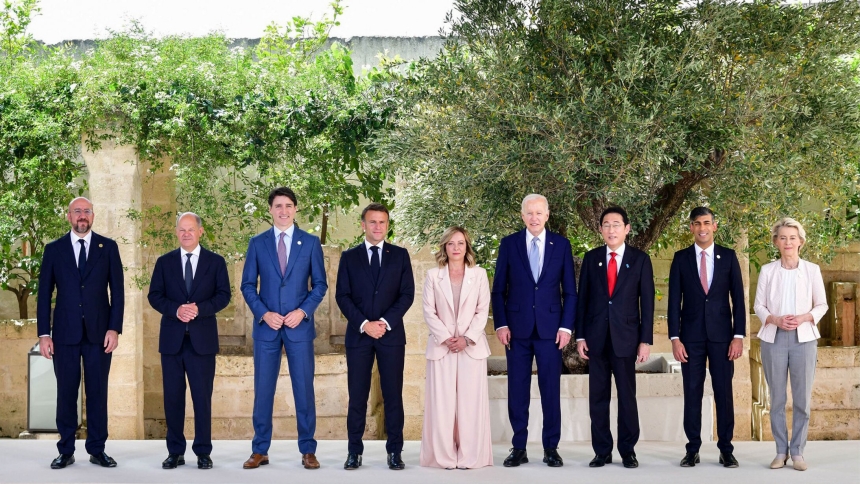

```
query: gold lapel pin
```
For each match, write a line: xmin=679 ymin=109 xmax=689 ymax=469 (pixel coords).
xmin=98 ymin=244 xmax=103 ymax=248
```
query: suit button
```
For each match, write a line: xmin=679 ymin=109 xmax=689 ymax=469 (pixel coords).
xmin=79 ymin=304 xmax=82 ymax=307
xmin=532 ymin=305 xmax=535 ymax=309
xmin=81 ymin=285 xmax=84 ymax=289
xmin=609 ymin=301 xmax=613 ymax=305
xmin=535 ymin=286 xmax=538 ymax=290
xmin=375 ymin=291 xmax=378 ymax=294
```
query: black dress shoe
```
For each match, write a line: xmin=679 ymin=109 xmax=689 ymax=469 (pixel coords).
xmin=162 ymin=454 xmax=185 ymax=469
xmin=344 ymin=453 xmax=362 ymax=470
xmin=51 ymin=454 xmax=75 ymax=469
xmin=622 ymin=453 xmax=638 ymax=468
xmin=89 ymin=452 xmax=117 ymax=467
xmin=680 ymin=452 xmax=700 ymax=467
xmin=503 ymin=448 xmax=528 ymax=467
xmin=589 ymin=454 xmax=612 ymax=467
xmin=719 ymin=452 xmax=739 ymax=468
xmin=197 ymin=454 xmax=213 ymax=469
xmin=543 ymin=448 xmax=563 ymax=467
xmin=387 ymin=453 xmax=405 ymax=470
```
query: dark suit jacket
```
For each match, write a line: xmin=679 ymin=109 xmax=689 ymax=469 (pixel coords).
xmin=491 ymin=229 xmax=577 ymax=339
xmin=37 ymin=232 xmax=124 ymax=344
xmin=240 ymin=226 xmax=328 ymax=343
xmin=667 ymin=244 xmax=746 ymax=343
xmin=148 ymin=247 xmax=231 ymax=355
xmin=575 ymin=245 xmax=655 ymax=357
xmin=335 ymin=241 xmax=415 ymax=347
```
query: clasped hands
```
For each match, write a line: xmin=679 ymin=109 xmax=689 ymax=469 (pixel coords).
xmin=364 ymin=320 xmax=387 ymax=339
xmin=771 ymin=313 xmax=811 ymax=331
xmin=177 ymin=303 xmax=198 ymax=323
xmin=446 ymin=336 xmax=468 ymax=353
xmin=263 ymin=309 xmax=306 ymax=330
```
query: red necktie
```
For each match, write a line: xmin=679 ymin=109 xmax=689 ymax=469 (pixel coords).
xmin=608 ymin=252 xmax=617 ymax=297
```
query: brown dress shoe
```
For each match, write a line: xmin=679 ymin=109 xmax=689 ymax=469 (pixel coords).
xmin=243 ymin=453 xmax=269 ymax=469
xmin=302 ymin=453 xmax=320 ymax=469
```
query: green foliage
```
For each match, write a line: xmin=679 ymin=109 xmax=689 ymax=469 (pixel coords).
xmin=383 ymin=0 xmax=860 ymax=264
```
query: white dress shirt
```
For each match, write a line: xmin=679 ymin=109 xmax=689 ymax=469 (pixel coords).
xmin=273 ymin=224 xmax=295 ymax=260
xmin=576 ymin=244 xmax=626 ymax=342
xmin=360 ymin=239 xmax=390 ymax=333
xmin=71 ymin=230 xmax=92 ymax=262
xmin=179 ymin=244 xmax=201 ymax=278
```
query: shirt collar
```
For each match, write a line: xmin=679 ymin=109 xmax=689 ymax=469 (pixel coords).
xmin=364 ymin=239 xmax=385 ymax=251
xmin=273 ymin=224 xmax=295 ymax=241
xmin=695 ymin=243 xmax=714 ymax=258
xmin=606 ymin=243 xmax=626 ymax=259
xmin=181 ymin=245 xmax=201 ymax=257
xmin=526 ymin=229 xmax=546 ymax=245
xmin=72 ymin=231 xmax=92 ymax=246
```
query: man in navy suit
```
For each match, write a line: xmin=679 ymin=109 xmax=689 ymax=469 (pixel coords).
xmin=335 ymin=203 xmax=415 ymax=471
xmin=37 ymin=197 xmax=124 ymax=470
xmin=240 ymin=187 xmax=328 ymax=470
xmin=148 ymin=212 xmax=231 ymax=470
xmin=491 ymin=194 xmax=577 ymax=468
xmin=575 ymin=207 xmax=654 ymax=469
xmin=668 ymin=206 xmax=745 ymax=468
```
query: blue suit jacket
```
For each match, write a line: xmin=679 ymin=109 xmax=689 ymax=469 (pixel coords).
xmin=241 ymin=226 xmax=328 ymax=342
xmin=491 ymin=229 xmax=577 ymax=339
xmin=335 ymin=241 xmax=415 ymax=347
xmin=667 ymin=244 xmax=746 ymax=343
xmin=575 ymin=245 xmax=655 ymax=357
xmin=148 ymin=247 xmax=231 ymax=355
xmin=37 ymin=232 xmax=124 ymax=344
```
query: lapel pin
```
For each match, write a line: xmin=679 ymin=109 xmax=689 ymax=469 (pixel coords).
xmin=598 ymin=262 xmax=603 ymax=267
xmin=716 ymin=254 xmax=721 ymax=259
xmin=625 ymin=263 xmax=629 ymax=268
xmin=98 ymin=244 xmax=103 ymax=248
xmin=297 ymin=241 xmax=302 ymax=245
xmin=550 ymin=241 xmax=554 ymax=245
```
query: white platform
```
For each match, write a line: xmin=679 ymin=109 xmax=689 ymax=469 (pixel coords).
xmin=1 ymin=439 xmax=857 ymax=484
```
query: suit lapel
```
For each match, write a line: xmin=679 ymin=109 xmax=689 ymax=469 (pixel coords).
xmin=60 ymin=233 xmax=79 ymax=274
xmin=611 ymin=247 xmax=635 ymax=297
xmin=82 ymin=233 xmax=105 ymax=279
xmin=283 ymin=229 xmax=303 ymax=280
xmin=457 ymin=266 xmax=476 ymax=318
xmin=688 ymin=245 xmax=705 ymax=295
xmin=597 ymin=247 xmax=610 ymax=298
xmin=189 ymin=248 xmax=212 ymax=298
xmin=262 ymin=228 xmax=282 ymax=278
xmin=515 ymin=230 xmax=535 ymax=282
xmin=538 ymin=232 xmax=555 ymax=283
xmin=376 ymin=241 xmax=392 ymax=287
xmin=355 ymin=242 xmax=374 ymax=283
xmin=439 ymin=265 xmax=455 ymax=315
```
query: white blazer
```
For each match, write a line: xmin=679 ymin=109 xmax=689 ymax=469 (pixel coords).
xmin=422 ymin=265 xmax=491 ymax=360
xmin=754 ymin=259 xmax=828 ymax=343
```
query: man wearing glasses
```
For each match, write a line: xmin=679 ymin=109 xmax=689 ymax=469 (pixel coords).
xmin=575 ymin=207 xmax=654 ymax=469
xmin=37 ymin=197 xmax=125 ymax=470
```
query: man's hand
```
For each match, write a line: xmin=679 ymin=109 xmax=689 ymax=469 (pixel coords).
xmin=262 ymin=311 xmax=285 ymax=330
xmin=446 ymin=337 xmax=468 ymax=353
xmin=39 ymin=336 xmax=54 ymax=360
xmin=103 ymin=330 xmax=119 ymax=354
xmin=637 ymin=342 xmax=651 ymax=363
xmin=364 ymin=321 xmax=387 ymax=339
xmin=283 ymin=309 xmax=305 ymax=329
xmin=496 ymin=327 xmax=511 ymax=346
xmin=556 ymin=330 xmax=571 ymax=350
xmin=177 ymin=303 xmax=198 ymax=323
xmin=727 ymin=338 xmax=744 ymax=361
xmin=576 ymin=339 xmax=589 ymax=360
xmin=672 ymin=339 xmax=688 ymax=363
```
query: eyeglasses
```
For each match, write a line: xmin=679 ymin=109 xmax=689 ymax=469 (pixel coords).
xmin=71 ymin=209 xmax=93 ymax=216
xmin=601 ymin=223 xmax=625 ymax=231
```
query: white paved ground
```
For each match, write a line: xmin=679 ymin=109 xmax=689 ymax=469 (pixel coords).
xmin=1 ymin=439 xmax=857 ymax=484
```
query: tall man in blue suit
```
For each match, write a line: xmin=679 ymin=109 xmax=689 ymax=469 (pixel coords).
xmin=492 ymin=194 xmax=577 ymax=468
xmin=335 ymin=203 xmax=415 ymax=471
xmin=148 ymin=212 xmax=231 ymax=470
xmin=37 ymin=197 xmax=124 ymax=470
xmin=668 ymin=206 xmax=745 ymax=468
xmin=241 ymin=187 xmax=328 ymax=470
xmin=575 ymin=207 xmax=654 ymax=469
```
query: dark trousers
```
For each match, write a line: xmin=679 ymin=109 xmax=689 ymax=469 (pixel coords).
xmin=53 ymin=330 xmax=112 ymax=455
xmin=346 ymin=341 xmax=405 ymax=454
xmin=681 ymin=339 xmax=735 ymax=454
xmin=588 ymin=332 xmax=639 ymax=456
xmin=506 ymin=336 xmax=562 ymax=450
xmin=161 ymin=335 xmax=216 ymax=456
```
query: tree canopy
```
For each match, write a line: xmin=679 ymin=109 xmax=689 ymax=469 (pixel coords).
xmin=384 ymin=0 xmax=860 ymax=261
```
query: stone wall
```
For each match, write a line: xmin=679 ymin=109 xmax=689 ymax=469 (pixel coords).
xmin=0 ymin=320 xmax=37 ymax=437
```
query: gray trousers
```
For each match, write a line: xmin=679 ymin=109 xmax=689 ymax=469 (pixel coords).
xmin=760 ymin=328 xmax=817 ymax=456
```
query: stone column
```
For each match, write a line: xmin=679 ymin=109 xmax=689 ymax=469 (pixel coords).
xmin=82 ymin=136 xmax=145 ymax=439
xmin=733 ymin=230 xmax=752 ymax=441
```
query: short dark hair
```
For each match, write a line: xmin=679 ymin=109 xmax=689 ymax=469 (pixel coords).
xmin=689 ymin=206 xmax=715 ymax=222
xmin=268 ymin=187 xmax=297 ymax=207
xmin=361 ymin=203 xmax=390 ymax=221
xmin=600 ymin=206 xmax=629 ymax=226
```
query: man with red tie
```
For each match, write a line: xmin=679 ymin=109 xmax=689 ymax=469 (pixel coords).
xmin=575 ymin=207 xmax=654 ymax=469
xmin=667 ymin=207 xmax=745 ymax=468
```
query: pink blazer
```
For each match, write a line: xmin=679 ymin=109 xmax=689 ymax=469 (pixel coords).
xmin=754 ymin=259 xmax=828 ymax=343
xmin=422 ymin=265 xmax=492 ymax=361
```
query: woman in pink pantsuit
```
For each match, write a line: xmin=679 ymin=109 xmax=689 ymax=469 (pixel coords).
xmin=420 ymin=226 xmax=493 ymax=469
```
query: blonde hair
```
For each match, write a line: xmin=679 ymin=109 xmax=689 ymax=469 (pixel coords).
xmin=435 ymin=226 xmax=477 ymax=268
xmin=771 ymin=217 xmax=807 ymax=244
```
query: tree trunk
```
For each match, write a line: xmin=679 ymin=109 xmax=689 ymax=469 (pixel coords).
xmin=16 ymin=290 xmax=28 ymax=319
xmin=320 ymin=209 xmax=329 ymax=245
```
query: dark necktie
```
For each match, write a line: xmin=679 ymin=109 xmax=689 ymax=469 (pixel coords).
xmin=370 ymin=245 xmax=380 ymax=283
xmin=608 ymin=252 xmax=617 ymax=297
xmin=185 ymin=253 xmax=193 ymax=295
xmin=77 ymin=239 xmax=87 ymax=276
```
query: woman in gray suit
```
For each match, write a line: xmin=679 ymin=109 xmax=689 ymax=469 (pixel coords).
xmin=753 ymin=218 xmax=828 ymax=471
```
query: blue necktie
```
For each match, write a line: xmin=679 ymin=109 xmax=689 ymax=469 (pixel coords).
xmin=185 ymin=253 xmax=193 ymax=295
xmin=77 ymin=239 xmax=87 ymax=276
xmin=529 ymin=237 xmax=540 ymax=281
xmin=370 ymin=246 xmax=380 ymax=283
